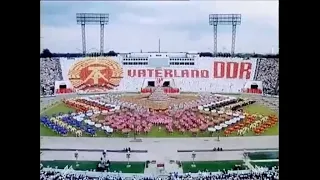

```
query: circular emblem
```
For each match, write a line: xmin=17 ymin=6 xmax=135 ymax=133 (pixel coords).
xmin=68 ymin=57 xmax=123 ymax=92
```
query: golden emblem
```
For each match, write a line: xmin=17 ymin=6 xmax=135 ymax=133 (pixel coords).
xmin=68 ymin=57 xmax=123 ymax=92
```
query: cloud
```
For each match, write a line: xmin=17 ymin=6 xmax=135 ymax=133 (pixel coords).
xmin=41 ymin=1 xmax=278 ymax=54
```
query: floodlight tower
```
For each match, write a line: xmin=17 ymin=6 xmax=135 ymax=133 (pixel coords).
xmin=209 ymin=14 xmax=241 ymax=56
xmin=76 ymin=13 xmax=109 ymax=56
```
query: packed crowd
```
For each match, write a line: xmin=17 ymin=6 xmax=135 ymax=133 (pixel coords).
xmin=254 ymin=58 xmax=279 ymax=95
xmin=40 ymin=58 xmax=63 ymax=96
xmin=40 ymin=171 xmax=122 ymax=180
xmin=40 ymin=167 xmax=279 ymax=180
xmin=173 ymin=168 xmax=279 ymax=180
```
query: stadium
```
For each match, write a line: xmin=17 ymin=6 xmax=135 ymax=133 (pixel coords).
xmin=40 ymin=2 xmax=279 ymax=180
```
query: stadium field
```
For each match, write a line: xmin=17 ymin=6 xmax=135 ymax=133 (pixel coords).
xmin=41 ymin=160 xmax=145 ymax=173
xmin=250 ymin=161 xmax=278 ymax=168
xmin=40 ymin=101 xmax=278 ymax=137
xmin=40 ymin=102 xmax=75 ymax=116
xmin=182 ymin=160 xmax=244 ymax=173
xmin=40 ymin=102 xmax=76 ymax=136
xmin=241 ymin=104 xmax=278 ymax=136
xmin=247 ymin=151 xmax=279 ymax=160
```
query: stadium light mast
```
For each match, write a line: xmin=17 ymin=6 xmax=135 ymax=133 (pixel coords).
xmin=76 ymin=13 xmax=109 ymax=56
xmin=209 ymin=14 xmax=241 ymax=56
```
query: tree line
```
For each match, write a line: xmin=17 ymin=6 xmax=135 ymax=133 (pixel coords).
xmin=40 ymin=49 xmax=279 ymax=59
xmin=40 ymin=49 xmax=118 ymax=58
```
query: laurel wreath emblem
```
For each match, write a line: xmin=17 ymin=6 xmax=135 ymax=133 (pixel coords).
xmin=68 ymin=57 xmax=123 ymax=91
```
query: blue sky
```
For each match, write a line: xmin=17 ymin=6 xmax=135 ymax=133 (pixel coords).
xmin=41 ymin=1 xmax=278 ymax=54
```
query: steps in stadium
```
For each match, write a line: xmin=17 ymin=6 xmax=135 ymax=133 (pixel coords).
xmin=143 ymin=163 xmax=159 ymax=176
xmin=148 ymin=87 xmax=169 ymax=101
xmin=144 ymin=161 xmax=183 ymax=175
xmin=163 ymin=162 xmax=183 ymax=174
xmin=244 ymin=158 xmax=254 ymax=170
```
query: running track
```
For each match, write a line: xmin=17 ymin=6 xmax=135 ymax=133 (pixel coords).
xmin=41 ymin=136 xmax=278 ymax=162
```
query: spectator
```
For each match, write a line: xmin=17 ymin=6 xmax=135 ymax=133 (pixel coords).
xmin=40 ymin=166 xmax=279 ymax=180
xmin=40 ymin=58 xmax=63 ymax=96
xmin=254 ymin=58 xmax=279 ymax=95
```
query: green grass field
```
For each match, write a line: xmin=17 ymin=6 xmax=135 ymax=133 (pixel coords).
xmin=182 ymin=160 xmax=245 ymax=173
xmin=241 ymin=104 xmax=278 ymax=136
xmin=40 ymin=101 xmax=278 ymax=137
xmin=247 ymin=151 xmax=279 ymax=160
xmin=40 ymin=103 xmax=76 ymax=136
xmin=40 ymin=103 xmax=75 ymax=116
xmin=250 ymin=161 xmax=279 ymax=168
xmin=41 ymin=160 xmax=145 ymax=173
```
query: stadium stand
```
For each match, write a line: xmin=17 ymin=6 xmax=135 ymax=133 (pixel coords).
xmin=40 ymin=58 xmax=63 ymax=96
xmin=40 ymin=166 xmax=279 ymax=180
xmin=254 ymin=58 xmax=279 ymax=95
xmin=39 ymin=56 xmax=279 ymax=96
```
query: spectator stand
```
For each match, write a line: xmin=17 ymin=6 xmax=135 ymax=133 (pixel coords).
xmin=41 ymin=166 xmax=278 ymax=180
xmin=253 ymin=58 xmax=279 ymax=95
xmin=40 ymin=58 xmax=63 ymax=96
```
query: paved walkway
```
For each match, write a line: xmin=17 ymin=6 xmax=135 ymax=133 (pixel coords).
xmin=41 ymin=136 xmax=278 ymax=162
xmin=41 ymin=136 xmax=278 ymax=150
